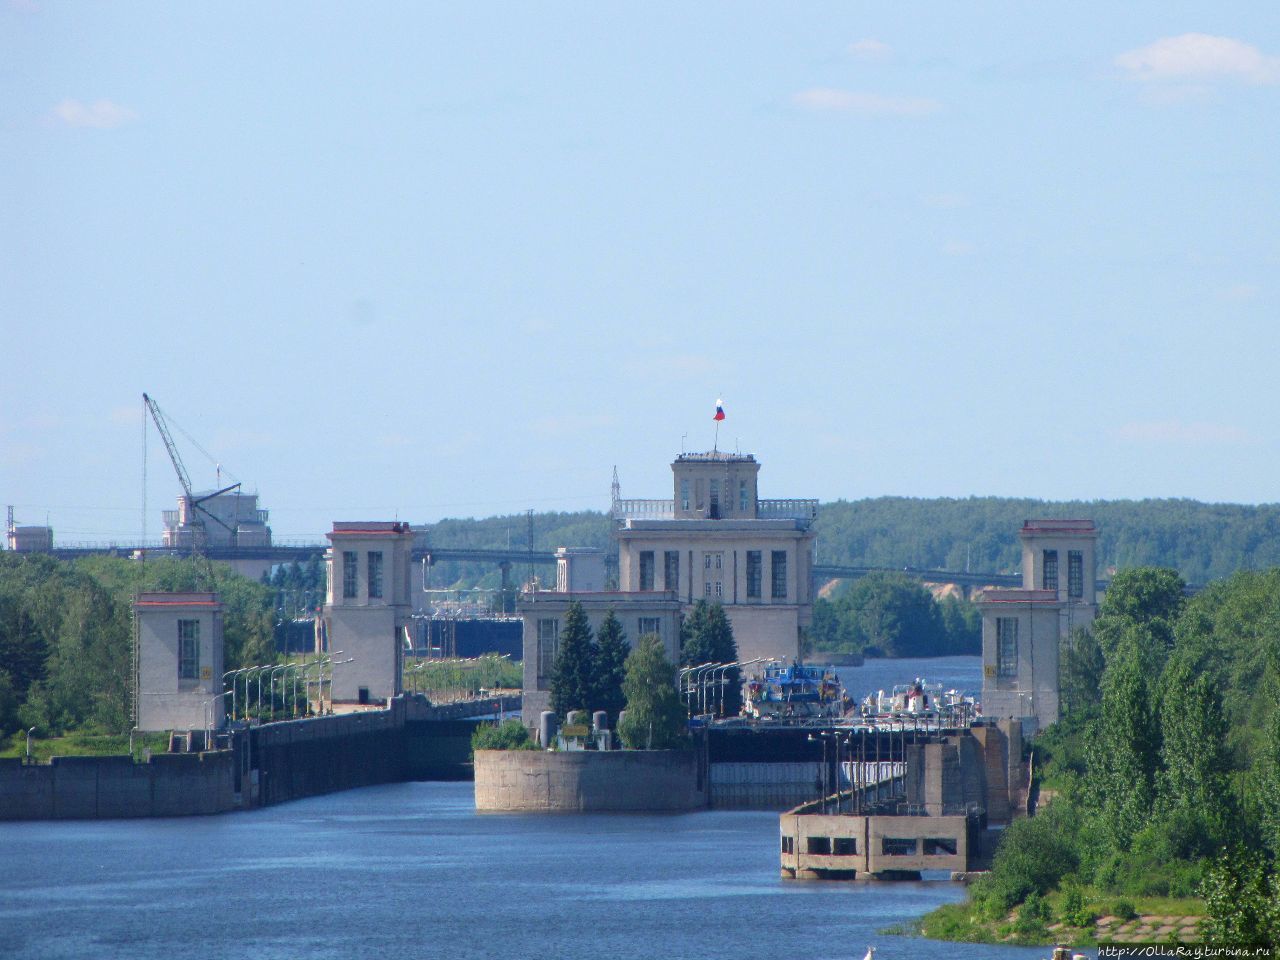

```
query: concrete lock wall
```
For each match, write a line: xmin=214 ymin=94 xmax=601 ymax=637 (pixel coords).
xmin=474 ymin=750 xmax=708 ymax=812
xmin=780 ymin=812 xmax=970 ymax=878
xmin=709 ymin=762 xmax=822 ymax=810
xmin=0 ymin=752 xmax=236 ymax=820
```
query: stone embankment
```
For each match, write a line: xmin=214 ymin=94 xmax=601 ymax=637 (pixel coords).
xmin=474 ymin=749 xmax=708 ymax=812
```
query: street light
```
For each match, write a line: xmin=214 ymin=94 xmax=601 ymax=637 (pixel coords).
xmin=25 ymin=726 xmax=36 ymax=763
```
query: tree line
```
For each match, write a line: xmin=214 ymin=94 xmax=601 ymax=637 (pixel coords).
xmin=0 ymin=553 xmax=275 ymax=742
xmin=939 ymin=566 xmax=1280 ymax=945
xmin=422 ymin=496 xmax=1280 ymax=593
xmin=807 ymin=572 xmax=980 ymax=658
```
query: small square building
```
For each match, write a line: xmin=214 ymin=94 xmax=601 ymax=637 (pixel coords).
xmin=321 ymin=521 xmax=414 ymax=705
xmin=520 ymin=547 xmax=682 ymax=721
xmin=134 ymin=592 xmax=224 ymax=732
xmin=979 ymin=519 xmax=1098 ymax=731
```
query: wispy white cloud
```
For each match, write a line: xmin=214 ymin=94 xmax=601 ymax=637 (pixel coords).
xmin=110 ymin=405 xmax=142 ymax=426
xmin=1116 ymin=34 xmax=1280 ymax=85
xmin=51 ymin=98 xmax=138 ymax=129
xmin=1220 ymin=283 xmax=1261 ymax=302
xmin=211 ymin=428 xmax=275 ymax=451
xmin=1112 ymin=419 xmax=1255 ymax=446
xmin=848 ymin=39 xmax=892 ymax=62
xmin=622 ymin=353 xmax=722 ymax=381
xmin=792 ymin=87 xmax=940 ymax=116
xmin=532 ymin=414 xmax=615 ymax=437
xmin=922 ymin=193 xmax=971 ymax=209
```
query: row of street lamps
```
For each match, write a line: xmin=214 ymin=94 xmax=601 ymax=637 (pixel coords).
xmin=678 ymin=658 xmax=773 ymax=717
xmin=220 ymin=652 xmax=355 ymax=725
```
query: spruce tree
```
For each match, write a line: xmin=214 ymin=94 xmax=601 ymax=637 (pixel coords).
xmin=592 ymin=610 xmax=628 ymax=723
xmin=550 ymin=601 xmax=595 ymax=719
xmin=618 ymin=635 xmax=686 ymax=749
xmin=680 ymin=601 xmax=741 ymax=716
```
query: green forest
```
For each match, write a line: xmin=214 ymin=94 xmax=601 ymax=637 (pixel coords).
xmin=0 ymin=553 xmax=276 ymax=747
xmin=422 ymin=496 xmax=1280 ymax=590
xmin=924 ymin=567 xmax=1280 ymax=946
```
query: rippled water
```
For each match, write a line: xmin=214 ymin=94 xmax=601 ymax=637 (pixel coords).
xmin=0 ymin=780 xmax=1079 ymax=960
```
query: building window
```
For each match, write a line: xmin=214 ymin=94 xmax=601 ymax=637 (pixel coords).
xmin=714 ymin=581 xmax=723 ymax=597
xmin=1042 ymin=550 xmax=1058 ymax=592
xmin=771 ymin=551 xmax=787 ymax=600
xmin=997 ymin=617 xmax=1018 ymax=678
xmin=704 ymin=582 xmax=712 ymax=598
xmin=342 ymin=551 xmax=357 ymax=599
xmin=882 ymin=838 xmax=918 ymax=856
xmin=923 ymin=837 xmax=958 ymax=856
xmin=663 ymin=551 xmax=679 ymax=591
xmin=781 ymin=836 xmax=794 ymax=855
xmin=536 ymin=618 xmax=559 ymax=681
xmin=680 ymin=480 xmax=690 ymax=512
xmin=639 ymin=551 xmax=655 ymax=591
xmin=709 ymin=480 xmax=720 ymax=519
xmin=178 ymin=619 xmax=200 ymax=680
xmin=805 ymin=836 xmax=831 ymax=855
xmin=638 ymin=617 xmax=662 ymax=639
xmin=368 ymin=551 xmax=384 ymax=599
xmin=739 ymin=480 xmax=749 ymax=513
xmin=833 ymin=837 xmax=857 ymax=856
xmin=746 ymin=551 xmax=762 ymax=599
xmin=1068 ymin=550 xmax=1084 ymax=599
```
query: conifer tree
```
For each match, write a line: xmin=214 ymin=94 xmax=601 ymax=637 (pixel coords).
xmin=550 ymin=601 xmax=595 ymax=719
xmin=618 ymin=634 xmax=686 ymax=749
xmin=592 ymin=610 xmax=628 ymax=723
xmin=679 ymin=601 xmax=741 ymax=716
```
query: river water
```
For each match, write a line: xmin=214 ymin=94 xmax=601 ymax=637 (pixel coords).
xmin=0 ymin=657 xmax=1084 ymax=960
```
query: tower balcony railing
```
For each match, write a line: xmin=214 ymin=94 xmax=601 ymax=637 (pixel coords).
xmin=612 ymin=499 xmax=676 ymax=520
xmin=757 ymin=499 xmax=819 ymax=521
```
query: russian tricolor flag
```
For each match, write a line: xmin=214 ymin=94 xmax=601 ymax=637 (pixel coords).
xmin=714 ymin=398 xmax=725 ymax=421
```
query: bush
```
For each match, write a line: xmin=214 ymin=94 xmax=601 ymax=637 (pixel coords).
xmin=471 ymin=719 xmax=536 ymax=753
xmin=979 ymin=804 xmax=1081 ymax=912
xmin=1058 ymin=883 xmax=1096 ymax=928
xmin=1012 ymin=891 xmax=1051 ymax=938
xmin=1110 ymin=898 xmax=1137 ymax=922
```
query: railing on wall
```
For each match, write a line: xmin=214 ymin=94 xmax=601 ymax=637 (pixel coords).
xmin=757 ymin=499 xmax=819 ymax=521
xmin=612 ymin=499 xmax=676 ymax=520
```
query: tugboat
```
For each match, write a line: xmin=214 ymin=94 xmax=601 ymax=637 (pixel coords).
xmin=743 ymin=661 xmax=843 ymax=719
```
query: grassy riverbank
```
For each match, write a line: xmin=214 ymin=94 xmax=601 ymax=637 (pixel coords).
xmin=1 ymin=730 xmax=171 ymax=763
xmin=918 ymin=890 xmax=1205 ymax=948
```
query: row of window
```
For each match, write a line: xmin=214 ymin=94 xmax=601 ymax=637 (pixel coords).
xmin=178 ymin=619 xmax=200 ymax=680
xmin=678 ymin=479 xmax=752 ymax=515
xmin=1042 ymin=549 xmax=1085 ymax=599
xmin=637 ymin=549 xmax=789 ymax=600
xmin=782 ymin=836 xmax=957 ymax=857
xmin=341 ymin=550 xmax=385 ymax=600
xmin=535 ymin=617 xmax=666 ymax=681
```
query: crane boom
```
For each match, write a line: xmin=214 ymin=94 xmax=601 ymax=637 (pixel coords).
xmin=142 ymin=393 xmax=194 ymax=501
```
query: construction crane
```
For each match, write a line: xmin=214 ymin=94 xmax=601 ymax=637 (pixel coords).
xmin=142 ymin=392 xmax=241 ymax=553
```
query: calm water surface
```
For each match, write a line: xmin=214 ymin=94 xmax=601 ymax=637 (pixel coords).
xmin=0 ymin=780 xmax=1082 ymax=960
xmin=1 ymin=658 xmax=1087 ymax=959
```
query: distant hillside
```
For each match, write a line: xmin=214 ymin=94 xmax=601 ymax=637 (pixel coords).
xmin=422 ymin=497 xmax=1280 ymax=590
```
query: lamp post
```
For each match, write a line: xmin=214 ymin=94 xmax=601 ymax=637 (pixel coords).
xmin=678 ymin=663 xmax=712 ymax=716
xmin=25 ymin=726 xmax=36 ymax=763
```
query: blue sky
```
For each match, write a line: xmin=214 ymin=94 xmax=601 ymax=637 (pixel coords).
xmin=3 ymin=3 xmax=1278 ymax=542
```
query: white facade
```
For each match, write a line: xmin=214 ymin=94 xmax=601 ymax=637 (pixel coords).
xmin=614 ymin=452 xmax=818 ymax=663
xmin=519 ymin=589 xmax=682 ymax=721
xmin=321 ymin=521 xmax=414 ymax=704
xmin=979 ymin=519 xmax=1098 ymax=731
xmin=134 ymin=592 xmax=224 ymax=732
xmin=162 ymin=490 xmax=272 ymax=549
